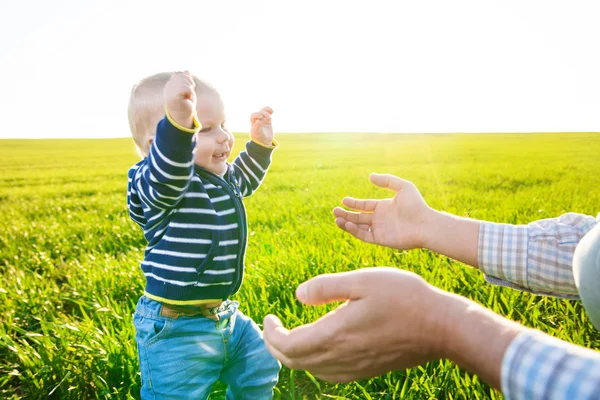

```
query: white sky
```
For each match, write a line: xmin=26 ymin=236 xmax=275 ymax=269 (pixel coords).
xmin=0 ymin=0 xmax=598 ymax=138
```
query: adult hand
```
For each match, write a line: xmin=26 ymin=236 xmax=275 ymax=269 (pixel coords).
xmin=333 ymin=174 xmax=433 ymax=250
xmin=264 ymin=267 xmax=522 ymax=388
xmin=263 ymin=267 xmax=448 ymax=382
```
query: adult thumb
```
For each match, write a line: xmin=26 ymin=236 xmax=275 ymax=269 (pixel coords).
xmin=296 ymin=271 xmax=362 ymax=305
xmin=369 ymin=173 xmax=409 ymax=192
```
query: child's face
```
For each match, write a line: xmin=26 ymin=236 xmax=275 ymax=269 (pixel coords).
xmin=193 ymin=92 xmax=234 ymax=175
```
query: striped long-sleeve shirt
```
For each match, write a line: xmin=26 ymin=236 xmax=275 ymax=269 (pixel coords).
xmin=478 ymin=212 xmax=600 ymax=399
xmin=127 ymin=116 xmax=277 ymax=304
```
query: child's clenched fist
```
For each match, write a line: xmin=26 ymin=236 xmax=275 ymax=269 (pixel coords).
xmin=164 ymin=71 xmax=198 ymax=130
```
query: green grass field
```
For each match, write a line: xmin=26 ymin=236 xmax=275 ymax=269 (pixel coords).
xmin=1 ymin=132 xmax=599 ymax=399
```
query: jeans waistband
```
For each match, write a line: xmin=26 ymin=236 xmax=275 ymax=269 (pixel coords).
xmin=160 ymin=302 xmax=225 ymax=321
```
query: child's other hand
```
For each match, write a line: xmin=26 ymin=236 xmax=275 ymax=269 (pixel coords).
xmin=250 ymin=107 xmax=274 ymax=146
xmin=164 ymin=71 xmax=197 ymax=130
xmin=333 ymin=174 xmax=434 ymax=250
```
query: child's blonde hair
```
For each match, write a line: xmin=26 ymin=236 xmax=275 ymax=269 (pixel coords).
xmin=128 ymin=72 xmax=218 ymax=157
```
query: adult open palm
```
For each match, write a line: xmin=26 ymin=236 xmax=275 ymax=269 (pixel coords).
xmin=263 ymin=267 xmax=446 ymax=383
xmin=333 ymin=173 xmax=432 ymax=250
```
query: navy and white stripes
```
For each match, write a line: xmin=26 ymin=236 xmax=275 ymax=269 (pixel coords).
xmin=127 ymin=117 xmax=276 ymax=303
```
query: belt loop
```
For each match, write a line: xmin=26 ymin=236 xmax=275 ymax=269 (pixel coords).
xmin=202 ymin=308 xmax=220 ymax=321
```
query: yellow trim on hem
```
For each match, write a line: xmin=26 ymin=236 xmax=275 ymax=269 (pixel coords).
xmin=164 ymin=106 xmax=201 ymax=134
xmin=144 ymin=292 xmax=223 ymax=306
xmin=251 ymin=138 xmax=279 ymax=149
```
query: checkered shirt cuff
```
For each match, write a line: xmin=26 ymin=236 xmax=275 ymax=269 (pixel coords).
xmin=502 ymin=330 xmax=600 ymax=399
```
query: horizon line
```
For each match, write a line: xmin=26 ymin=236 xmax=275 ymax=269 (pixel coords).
xmin=1 ymin=131 xmax=599 ymax=140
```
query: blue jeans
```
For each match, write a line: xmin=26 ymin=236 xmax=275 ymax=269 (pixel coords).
xmin=133 ymin=296 xmax=281 ymax=399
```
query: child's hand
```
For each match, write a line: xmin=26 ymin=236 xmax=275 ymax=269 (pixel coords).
xmin=333 ymin=174 xmax=434 ymax=250
xmin=250 ymin=107 xmax=274 ymax=146
xmin=164 ymin=71 xmax=197 ymax=130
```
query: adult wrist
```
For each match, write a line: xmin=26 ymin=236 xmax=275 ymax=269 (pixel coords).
xmin=418 ymin=210 xmax=480 ymax=268
xmin=418 ymin=208 xmax=442 ymax=250
xmin=410 ymin=285 xmax=460 ymax=360
xmin=429 ymin=290 xmax=464 ymax=360
xmin=438 ymin=292 xmax=524 ymax=389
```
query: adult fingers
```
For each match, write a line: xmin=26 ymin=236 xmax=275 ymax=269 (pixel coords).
xmin=340 ymin=220 xmax=375 ymax=243
xmin=263 ymin=315 xmax=297 ymax=366
xmin=332 ymin=207 xmax=373 ymax=224
xmin=263 ymin=314 xmax=337 ymax=359
xmin=369 ymin=173 xmax=411 ymax=192
xmin=296 ymin=271 xmax=365 ymax=305
xmin=341 ymin=197 xmax=378 ymax=212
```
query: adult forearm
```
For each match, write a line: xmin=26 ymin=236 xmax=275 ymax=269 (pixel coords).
xmin=422 ymin=210 xmax=481 ymax=268
xmin=439 ymin=292 xmax=524 ymax=389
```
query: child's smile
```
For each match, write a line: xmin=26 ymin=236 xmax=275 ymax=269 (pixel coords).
xmin=193 ymin=92 xmax=234 ymax=175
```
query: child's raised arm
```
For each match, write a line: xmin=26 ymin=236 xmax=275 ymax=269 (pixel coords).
xmin=131 ymin=72 xmax=201 ymax=212
xmin=230 ymin=107 xmax=278 ymax=197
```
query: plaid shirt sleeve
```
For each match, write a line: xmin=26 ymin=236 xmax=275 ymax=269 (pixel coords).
xmin=478 ymin=212 xmax=600 ymax=298
xmin=502 ymin=330 xmax=600 ymax=399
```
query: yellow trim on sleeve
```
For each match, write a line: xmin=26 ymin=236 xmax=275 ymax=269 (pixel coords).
xmin=144 ymin=292 xmax=223 ymax=306
xmin=164 ymin=106 xmax=201 ymax=134
xmin=251 ymin=138 xmax=279 ymax=149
